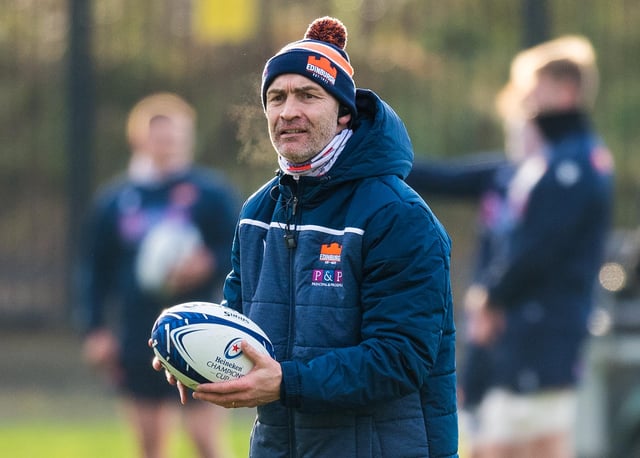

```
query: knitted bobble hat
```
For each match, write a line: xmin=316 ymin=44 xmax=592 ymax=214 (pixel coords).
xmin=261 ymin=17 xmax=357 ymax=117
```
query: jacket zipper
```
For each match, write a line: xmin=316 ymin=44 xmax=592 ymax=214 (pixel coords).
xmin=286 ymin=194 xmax=299 ymax=360
xmin=287 ymin=191 xmax=299 ymax=457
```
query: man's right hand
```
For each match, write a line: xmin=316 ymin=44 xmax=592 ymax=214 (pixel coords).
xmin=83 ymin=328 xmax=122 ymax=383
xmin=149 ymin=338 xmax=190 ymax=404
xmin=463 ymin=284 xmax=505 ymax=346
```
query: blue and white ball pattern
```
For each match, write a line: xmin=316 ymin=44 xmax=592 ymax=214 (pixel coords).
xmin=151 ymin=302 xmax=275 ymax=390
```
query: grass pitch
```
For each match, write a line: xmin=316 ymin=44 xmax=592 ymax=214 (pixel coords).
xmin=0 ymin=414 xmax=253 ymax=458
xmin=0 ymin=330 xmax=254 ymax=458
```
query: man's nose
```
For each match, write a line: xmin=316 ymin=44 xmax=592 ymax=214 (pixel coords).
xmin=279 ymin=98 xmax=302 ymax=119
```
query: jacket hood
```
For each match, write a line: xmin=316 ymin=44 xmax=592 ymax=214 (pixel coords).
xmin=331 ymin=89 xmax=414 ymax=182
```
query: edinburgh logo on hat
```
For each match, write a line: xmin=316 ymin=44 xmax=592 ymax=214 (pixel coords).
xmin=306 ymin=55 xmax=337 ymax=85
xmin=261 ymin=17 xmax=357 ymax=117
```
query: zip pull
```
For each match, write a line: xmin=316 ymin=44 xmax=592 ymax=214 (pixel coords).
xmin=284 ymin=233 xmax=297 ymax=249
xmin=284 ymin=196 xmax=299 ymax=249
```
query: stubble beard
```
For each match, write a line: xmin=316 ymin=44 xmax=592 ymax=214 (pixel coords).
xmin=271 ymin=119 xmax=337 ymax=165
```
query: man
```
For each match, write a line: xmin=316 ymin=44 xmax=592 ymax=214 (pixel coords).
xmin=156 ymin=17 xmax=458 ymax=458
xmin=80 ymin=93 xmax=239 ymax=458
xmin=409 ymin=36 xmax=613 ymax=458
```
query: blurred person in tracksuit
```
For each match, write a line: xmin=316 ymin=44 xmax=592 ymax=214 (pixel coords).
xmin=78 ymin=93 xmax=239 ymax=458
xmin=407 ymin=36 xmax=614 ymax=458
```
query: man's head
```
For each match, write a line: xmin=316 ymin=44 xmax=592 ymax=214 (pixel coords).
xmin=261 ymin=17 xmax=355 ymax=163
xmin=496 ymin=35 xmax=598 ymax=119
xmin=525 ymin=58 xmax=584 ymax=115
xmin=146 ymin=113 xmax=194 ymax=172
xmin=265 ymin=73 xmax=351 ymax=164
xmin=127 ymin=92 xmax=196 ymax=152
xmin=126 ymin=93 xmax=196 ymax=174
xmin=262 ymin=17 xmax=356 ymax=119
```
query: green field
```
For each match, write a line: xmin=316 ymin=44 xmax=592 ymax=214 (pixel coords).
xmin=0 ymin=414 xmax=254 ymax=458
xmin=0 ymin=331 xmax=255 ymax=458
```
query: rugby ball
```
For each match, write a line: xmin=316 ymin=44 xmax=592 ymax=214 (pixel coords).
xmin=136 ymin=219 xmax=203 ymax=295
xmin=150 ymin=301 xmax=275 ymax=390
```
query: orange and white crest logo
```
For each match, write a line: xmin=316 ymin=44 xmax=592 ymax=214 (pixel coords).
xmin=319 ymin=242 xmax=341 ymax=263
xmin=306 ymin=56 xmax=337 ymax=85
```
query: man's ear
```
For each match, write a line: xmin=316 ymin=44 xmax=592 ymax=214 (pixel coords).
xmin=337 ymin=113 xmax=352 ymax=128
xmin=337 ymin=105 xmax=352 ymax=127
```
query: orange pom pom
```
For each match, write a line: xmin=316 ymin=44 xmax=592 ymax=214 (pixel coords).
xmin=304 ymin=16 xmax=347 ymax=50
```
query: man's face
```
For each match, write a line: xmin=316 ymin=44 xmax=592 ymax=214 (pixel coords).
xmin=265 ymin=74 xmax=343 ymax=164
xmin=146 ymin=115 xmax=193 ymax=172
xmin=525 ymin=73 xmax=579 ymax=116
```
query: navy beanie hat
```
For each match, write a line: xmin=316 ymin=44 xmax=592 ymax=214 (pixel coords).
xmin=261 ymin=17 xmax=357 ymax=117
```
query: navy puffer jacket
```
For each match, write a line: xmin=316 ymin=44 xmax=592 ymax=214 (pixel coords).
xmin=224 ymin=89 xmax=458 ymax=458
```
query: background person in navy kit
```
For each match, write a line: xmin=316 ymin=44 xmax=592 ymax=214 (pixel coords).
xmin=408 ymin=36 xmax=614 ymax=458
xmin=78 ymin=93 xmax=240 ymax=458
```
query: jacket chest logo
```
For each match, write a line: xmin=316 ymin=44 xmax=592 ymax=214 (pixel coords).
xmin=312 ymin=242 xmax=343 ymax=287
xmin=319 ymin=242 xmax=341 ymax=263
